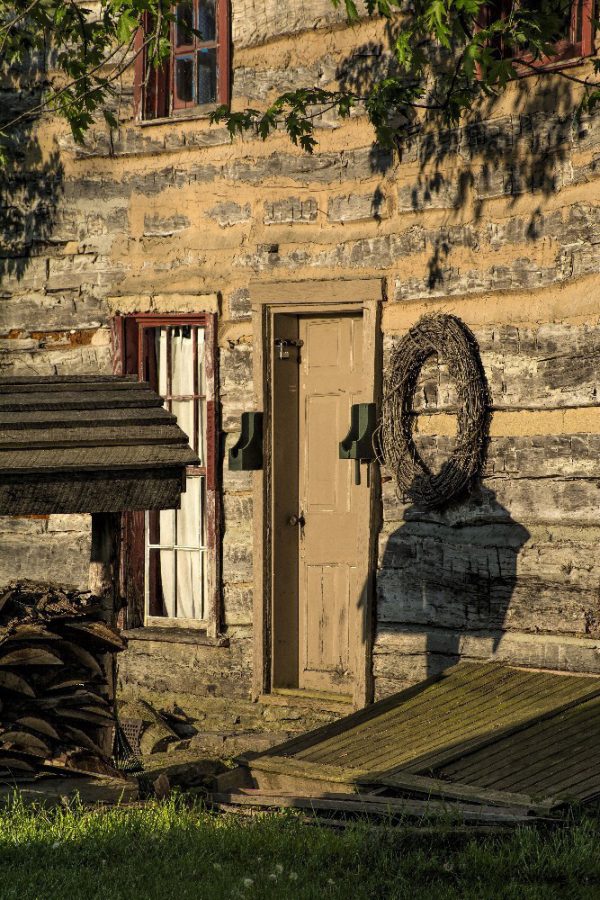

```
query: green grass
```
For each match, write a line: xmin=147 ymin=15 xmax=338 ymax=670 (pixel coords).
xmin=0 ymin=796 xmax=599 ymax=899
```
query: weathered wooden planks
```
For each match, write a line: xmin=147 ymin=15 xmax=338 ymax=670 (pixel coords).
xmin=293 ymin=667 xmax=600 ymax=772
xmin=0 ymin=408 xmax=177 ymax=429
xmin=0 ymin=425 xmax=189 ymax=450
xmin=0 ymin=469 xmax=186 ymax=515
xmin=0 ymin=445 xmax=197 ymax=473
xmin=258 ymin=664 xmax=600 ymax=766
xmin=0 ymin=375 xmax=140 ymax=385
xmin=436 ymin=695 xmax=600 ymax=801
xmin=0 ymin=375 xmax=198 ymax=515
xmin=0 ymin=380 xmax=147 ymax=394
xmin=242 ymin=664 xmax=600 ymax=810
xmin=0 ymin=389 xmax=163 ymax=412
xmin=208 ymin=789 xmax=540 ymax=825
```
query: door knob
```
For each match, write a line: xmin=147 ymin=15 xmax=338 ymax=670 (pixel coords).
xmin=288 ymin=513 xmax=306 ymax=527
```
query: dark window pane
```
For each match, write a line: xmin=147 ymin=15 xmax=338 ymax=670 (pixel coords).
xmin=573 ymin=0 xmax=582 ymax=41
xmin=143 ymin=53 xmax=169 ymax=119
xmin=175 ymin=2 xmax=194 ymax=46
xmin=175 ymin=55 xmax=195 ymax=104
xmin=519 ymin=0 xmax=572 ymax=41
xmin=148 ymin=548 xmax=169 ymax=616
xmin=197 ymin=0 xmax=216 ymax=41
xmin=197 ymin=47 xmax=217 ymax=104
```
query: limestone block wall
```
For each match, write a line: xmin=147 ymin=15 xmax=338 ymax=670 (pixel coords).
xmin=1 ymin=5 xmax=600 ymax=729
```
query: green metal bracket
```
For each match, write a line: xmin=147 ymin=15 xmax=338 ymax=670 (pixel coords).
xmin=339 ymin=403 xmax=377 ymax=485
xmin=229 ymin=412 xmax=264 ymax=471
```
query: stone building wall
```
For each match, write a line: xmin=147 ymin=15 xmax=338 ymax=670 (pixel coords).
xmin=1 ymin=4 xmax=600 ymax=736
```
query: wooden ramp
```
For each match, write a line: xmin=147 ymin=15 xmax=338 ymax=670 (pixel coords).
xmin=213 ymin=663 xmax=600 ymax=822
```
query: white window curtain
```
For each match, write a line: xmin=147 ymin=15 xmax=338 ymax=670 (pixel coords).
xmin=151 ymin=326 xmax=207 ymax=621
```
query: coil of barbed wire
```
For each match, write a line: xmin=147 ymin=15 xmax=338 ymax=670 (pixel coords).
xmin=374 ymin=314 xmax=491 ymax=510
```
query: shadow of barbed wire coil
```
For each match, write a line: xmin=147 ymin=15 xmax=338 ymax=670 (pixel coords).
xmin=374 ymin=313 xmax=491 ymax=510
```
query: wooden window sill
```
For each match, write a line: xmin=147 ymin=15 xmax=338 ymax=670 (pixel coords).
xmin=123 ymin=626 xmax=229 ymax=647
xmin=140 ymin=105 xmax=218 ymax=127
xmin=513 ymin=50 xmax=588 ymax=76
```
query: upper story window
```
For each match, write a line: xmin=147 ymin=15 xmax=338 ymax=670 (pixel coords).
xmin=482 ymin=0 xmax=595 ymax=69
xmin=135 ymin=0 xmax=231 ymax=121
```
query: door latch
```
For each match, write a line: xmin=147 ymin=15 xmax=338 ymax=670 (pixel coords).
xmin=288 ymin=512 xmax=306 ymax=528
xmin=274 ymin=338 xmax=304 ymax=360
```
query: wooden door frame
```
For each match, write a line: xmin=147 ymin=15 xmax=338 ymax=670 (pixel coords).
xmin=249 ymin=278 xmax=385 ymax=710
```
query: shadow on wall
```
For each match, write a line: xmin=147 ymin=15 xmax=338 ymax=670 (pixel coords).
xmin=335 ymin=30 xmax=583 ymax=293
xmin=378 ymin=484 xmax=530 ymax=681
xmin=0 ymin=97 xmax=64 ymax=283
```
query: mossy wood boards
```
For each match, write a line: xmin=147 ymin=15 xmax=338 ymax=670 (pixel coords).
xmin=243 ymin=663 xmax=600 ymax=807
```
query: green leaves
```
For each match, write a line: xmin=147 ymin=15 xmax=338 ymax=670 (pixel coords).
xmin=1 ymin=0 xmax=598 ymax=164
xmin=221 ymin=0 xmax=598 ymax=153
xmin=0 ymin=0 xmax=174 ymax=154
xmin=115 ymin=9 xmax=139 ymax=43
xmin=212 ymin=89 xmax=356 ymax=154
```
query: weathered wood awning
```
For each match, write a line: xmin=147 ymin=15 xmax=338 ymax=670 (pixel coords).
xmin=0 ymin=375 xmax=199 ymax=515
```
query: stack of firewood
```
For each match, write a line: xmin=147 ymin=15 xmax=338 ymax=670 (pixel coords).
xmin=0 ymin=581 xmax=126 ymax=780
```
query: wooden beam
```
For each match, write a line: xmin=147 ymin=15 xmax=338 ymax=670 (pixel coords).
xmin=250 ymin=277 xmax=385 ymax=305
xmin=89 ymin=512 xmax=119 ymax=605
xmin=0 ymin=469 xmax=185 ymax=516
xmin=208 ymin=790 xmax=543 ymax=824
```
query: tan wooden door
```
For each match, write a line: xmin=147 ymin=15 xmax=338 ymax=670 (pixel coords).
xmin=297 ymin=314 xmax=367 ymax=696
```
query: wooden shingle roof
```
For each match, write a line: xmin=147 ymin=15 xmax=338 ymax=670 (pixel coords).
xmin=0 ymin=375 xmax=200 ymax=515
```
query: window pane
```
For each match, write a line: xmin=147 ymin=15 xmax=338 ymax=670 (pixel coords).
xmin=197 ymin=48 xmax=217 ymax=104
xmin=197 ymin=328 xmax=206 ymax=395
xmin=175 ymin=55 xmax=195 ymax=104
xmin=176 ymin=551 xmax=203 ymax=619
xmin=148 ymin=548 xmax=175 ymax=616
xmin=175 ymin=1 xmax=194 ymax=46
xmin=177 ymin=475 xmax=202 ymax=549
xmin=171 ymin=326 xmax=195 ymax=396
xmin=156 ymin=329 xmax=168 ymax=396
xmin=510 ymin=0 xmax=572 ymax=54
xmin=197 ymin=0 xmax=216 ymax=41
xmin=172 ymin=399 xmax=195 ymax=449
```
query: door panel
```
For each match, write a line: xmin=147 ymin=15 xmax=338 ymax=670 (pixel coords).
xmin=298 ymin=314 xmax=367 ymax=696
xmin=304 ymin=564 xmax=351 ymax=674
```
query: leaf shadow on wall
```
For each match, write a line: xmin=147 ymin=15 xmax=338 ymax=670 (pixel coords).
xmin=0 ymin=107 xmax=64 ymax=283
xmin=376 ymin=479 xmax=531 ymax=685
xmin=335 ymin=30 xmax=591 ymax=299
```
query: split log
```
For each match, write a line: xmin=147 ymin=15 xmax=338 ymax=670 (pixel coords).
xmin=137 ymin=701 xmax=179 ymax=755
xmin=0 ymin=647 xmax=63 ymax=667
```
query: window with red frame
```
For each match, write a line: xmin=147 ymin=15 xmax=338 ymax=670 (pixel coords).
xmin=113 ymin=314 xmax=219 ymax=630
xmin=135 ymin=0 xmax=230 ymax=121
xmin=481 ymin=0 xmax=595 ymax=68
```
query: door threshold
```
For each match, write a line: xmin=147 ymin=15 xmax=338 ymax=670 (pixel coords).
xmin=264 ymin=688 xmax=353 ymax=711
